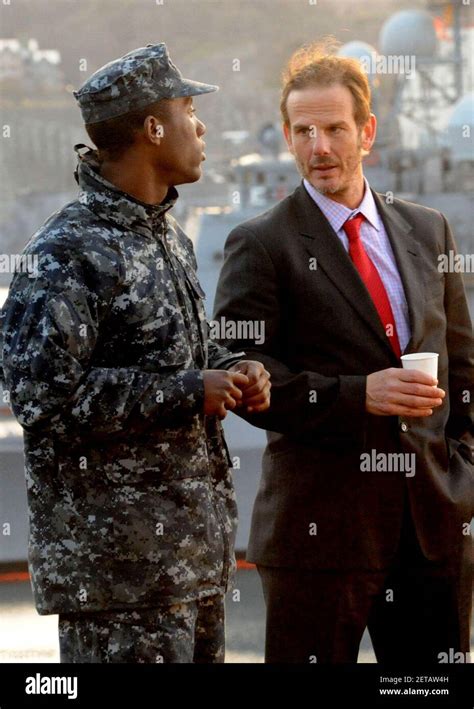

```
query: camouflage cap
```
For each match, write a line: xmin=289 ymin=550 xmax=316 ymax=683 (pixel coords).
xmin=73 ymin=43 xmax=219 ymax=124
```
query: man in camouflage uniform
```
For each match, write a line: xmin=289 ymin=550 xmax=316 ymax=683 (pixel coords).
xmin=0 ymin=43 xmax=271 ymax=663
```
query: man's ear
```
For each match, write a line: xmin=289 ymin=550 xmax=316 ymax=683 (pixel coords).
xmin=283 ymin=123 xmax=294 ymax=155
xmin=144 ymin=115 xmax=164 ymax=146
xmin=361 ymin=113 xmax=377 ymax=153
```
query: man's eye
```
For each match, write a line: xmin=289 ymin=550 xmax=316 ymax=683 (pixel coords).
xmin=189 ymin=107 xmax=197 ymax=115
xmin=331 ymin=127 xmax=342 ymax=134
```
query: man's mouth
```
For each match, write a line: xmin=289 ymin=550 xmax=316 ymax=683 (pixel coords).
xmin=313 ymin=165 xmax=337 ymax=172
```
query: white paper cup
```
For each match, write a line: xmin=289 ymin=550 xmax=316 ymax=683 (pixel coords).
xmin=400 ymin=352 xmax=439 ymax=379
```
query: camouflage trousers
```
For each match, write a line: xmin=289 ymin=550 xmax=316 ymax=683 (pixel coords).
xmin=58 ymin=594 xmax=225 ymax=663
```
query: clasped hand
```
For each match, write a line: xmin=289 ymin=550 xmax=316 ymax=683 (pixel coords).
xmin=203 ymin=360 xmax=271 ymax=419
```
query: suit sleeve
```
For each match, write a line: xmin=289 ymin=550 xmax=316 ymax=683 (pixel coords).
xmin=442 ymin=215 xmax=474 ymax=461
xmin=213 ymin=225 xmax=367 ymax=438
xmin=207 ymin=337 xmax=246 ymax=370
xmin=0 ymin=249 xmax=204 ymax=439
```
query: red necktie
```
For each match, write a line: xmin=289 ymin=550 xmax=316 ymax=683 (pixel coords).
xmin=343 ymin=214 xmax=401 ymax=358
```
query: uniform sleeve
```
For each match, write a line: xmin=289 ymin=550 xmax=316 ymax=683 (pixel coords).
xmin=170 ymin=215 xmax=246 ymax=371
xmin=213 ymin=225 xmax=367 ymax=438
xmin=1 ymin=248 xmax=204 ymax=439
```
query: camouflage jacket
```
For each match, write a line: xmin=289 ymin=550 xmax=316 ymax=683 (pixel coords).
xmin=0 ymin=147 xmax=244 ymax=615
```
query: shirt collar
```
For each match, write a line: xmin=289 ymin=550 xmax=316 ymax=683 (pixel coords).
xmin=303 ymin=176 xmax=380 ymax=234
xmin=74 ymin=145 xmax=179 ymax=238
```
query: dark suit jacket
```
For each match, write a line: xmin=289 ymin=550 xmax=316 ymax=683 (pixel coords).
xmin=213 ymin=181 xmax=473 ymax=570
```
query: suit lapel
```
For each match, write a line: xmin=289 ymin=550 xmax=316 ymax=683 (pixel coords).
xmin=371 ymin=191 xmax=425 ymax=354
xmin=292 ymin=183 xmax=397 ymax=359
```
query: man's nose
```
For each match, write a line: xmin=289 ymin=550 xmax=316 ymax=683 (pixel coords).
xmin=197 ymin=118 xmax=206 ymax=137
xmin=311 ymin=131 xmax=330 ymax=155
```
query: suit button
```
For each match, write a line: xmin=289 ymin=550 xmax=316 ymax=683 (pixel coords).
xmin=400 ymin=422 xmax=408 ymax=432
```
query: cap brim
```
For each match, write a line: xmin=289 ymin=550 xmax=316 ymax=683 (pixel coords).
xmin=170 ymin=78 xmax=219 ymax=97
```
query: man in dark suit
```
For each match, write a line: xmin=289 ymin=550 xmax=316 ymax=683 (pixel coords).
xmin=214 ymin=44 xmax=473 ymax=663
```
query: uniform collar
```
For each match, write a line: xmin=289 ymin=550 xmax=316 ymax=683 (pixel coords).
xmin=303 ymin=176 xmax=381 ymax=234
xmin=74 ymin=144 xmax=179 ymax=238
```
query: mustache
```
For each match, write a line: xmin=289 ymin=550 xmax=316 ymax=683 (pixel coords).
xmin=309 ymin=159 xmax=339 ymax=168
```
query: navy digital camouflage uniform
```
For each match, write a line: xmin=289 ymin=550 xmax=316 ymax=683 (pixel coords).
xmin=59 ymin=595 xmax=225 ymax=663
xmin=0 ymin=44 xmax=245 ymax=663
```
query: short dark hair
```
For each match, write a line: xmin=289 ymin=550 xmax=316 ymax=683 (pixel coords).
xmin=85 ymin=99 xmax=171 ymax=161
